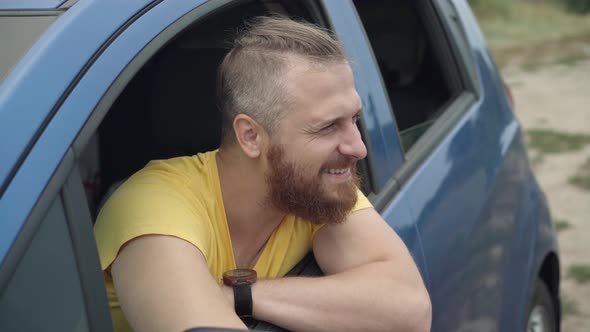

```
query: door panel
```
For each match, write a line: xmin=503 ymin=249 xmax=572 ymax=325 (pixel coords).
xmin=0 ymin=195 xmax=90 ymax=331
xmin=406 ymin=66 xmax=529 ymax=331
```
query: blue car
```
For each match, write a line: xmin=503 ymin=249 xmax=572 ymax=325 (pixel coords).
xmin=0 ymin=0 xmax=560 ymax=331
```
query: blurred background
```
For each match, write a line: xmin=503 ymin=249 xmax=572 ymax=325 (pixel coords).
xmin=470 ymin=1 xmax=590 ymax=331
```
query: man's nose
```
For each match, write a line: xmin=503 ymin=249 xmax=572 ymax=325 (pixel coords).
xmin=338 ymin=124 xmax=367 ymax=160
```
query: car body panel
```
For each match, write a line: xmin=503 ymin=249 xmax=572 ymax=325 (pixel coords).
xmin=0 ymin=1 xmax=559 ymax=331
xmin=0 ymin=0 xmax=212 ymax=264
xmin=406 ymin=2 xmax=558 ymax=331
xmin=0 ymin=0 xmax=153 ymax=197
xmin=379 ymin=186 xmax=431 ymax=288
xmin=454 ymin=1 xmax=560 ymax=328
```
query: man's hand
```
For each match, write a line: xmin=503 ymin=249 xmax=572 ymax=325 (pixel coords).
xmin=111 ymin=235 xmax=248 ymax=332
xmin=250 ymin=208 xmax=432 ymax=332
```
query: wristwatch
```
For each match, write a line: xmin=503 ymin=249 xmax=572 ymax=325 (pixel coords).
xmin=222 ymin=268 xmax=257 ymax=324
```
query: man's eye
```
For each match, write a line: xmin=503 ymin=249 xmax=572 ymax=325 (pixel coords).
xmin=321 ymin=123 xmax=336 ymax=132
xmin=352 ymin=114 xmax=360 ymax=124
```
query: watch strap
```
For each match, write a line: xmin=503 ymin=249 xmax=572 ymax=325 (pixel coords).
xmin=233 ymin=281 xmax=254 ymax=326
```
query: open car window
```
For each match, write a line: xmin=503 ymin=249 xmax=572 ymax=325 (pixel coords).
xmin=76 ymin=0 xmax=376 ymax=219
xmin=352 ymin=0 xmax=477 ymax=163
xmin=73 ymin=1 xmax=337 ymax=331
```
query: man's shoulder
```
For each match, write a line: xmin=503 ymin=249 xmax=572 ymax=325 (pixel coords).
xmin=101 ymin=150 xmax=219 ymax=212
xmin=143 ymin=150 xmax=217 ymax=176
xmin=124 ymin=150 xmax=216 ymax=189
xmin=94 ymin=150 xmax=222 ymax=270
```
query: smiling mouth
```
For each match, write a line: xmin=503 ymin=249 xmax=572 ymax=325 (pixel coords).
xmin=325 ymin=168 xmax=350 ymax=175
xmin=322 ymin=167 xmax=353 ymax=183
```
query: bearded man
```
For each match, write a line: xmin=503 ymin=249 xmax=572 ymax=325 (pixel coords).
xmin=94 ymin=16 xmax=431 ymax=332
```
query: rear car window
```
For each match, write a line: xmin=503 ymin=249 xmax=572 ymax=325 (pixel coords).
xmin=353 ymin=0 xmax=463 ymax=153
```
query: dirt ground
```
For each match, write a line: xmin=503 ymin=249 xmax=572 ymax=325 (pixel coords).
xmin=503 ymin=58 xmax=590 ymax=331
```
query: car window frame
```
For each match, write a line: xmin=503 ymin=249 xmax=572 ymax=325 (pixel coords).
xmin=73 ymin=0 xmax=481 ymax=213
xmin=321 ymin=0 xmax=405 ymax=198
xmin=323 ymin=0 xmax=481 ymax=210
xmin=74 ymin=0 xmax=385 ymax=198
xmin=297 ymin=0 xmax=379 ymax=196
xmin=0 ymin=0 xmax=163 ymax=199
xmin=73 ymin=0 xmax=235 ymax=160
xmin=393 ymin=0 xmax=480 ymax=183
xmin=347 ymin=0 xmax=481 ymax=210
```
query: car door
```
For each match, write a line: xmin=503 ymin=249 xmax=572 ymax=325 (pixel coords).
xmin=404 ymin=2 xmax=537 ymax=331
xmin=0 ymin=149 xmax=113 ymax=331
xmin=338 ymin=0 xmax=537 ymax=331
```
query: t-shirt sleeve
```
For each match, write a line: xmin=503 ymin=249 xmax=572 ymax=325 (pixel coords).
xmin=94 ymin=178 xmax=211 ymax=271
xmin=351 ymin=188 xmax=373 ymax=212
xmin=310 ymin=188 xmax=373 ymax=238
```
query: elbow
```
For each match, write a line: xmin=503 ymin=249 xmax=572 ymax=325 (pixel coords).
xmin=414 ymin=290 xmax=432 ymax=332
xmin=384 ymin=286 xmax=432 ymax=332
xmin=405 ymin=287 xmax=432 ymax=332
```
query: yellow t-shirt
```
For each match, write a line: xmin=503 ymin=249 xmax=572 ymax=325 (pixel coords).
xmin=94 ymin=150 xmax=372 ymax=332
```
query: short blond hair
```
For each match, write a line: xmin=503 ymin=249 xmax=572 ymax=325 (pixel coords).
xmin=217 ymin=16 xmax=348 ymax=144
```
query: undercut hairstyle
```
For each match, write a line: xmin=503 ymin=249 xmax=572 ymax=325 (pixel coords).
xmin=217 ymin=16 xmax=348 ymax=145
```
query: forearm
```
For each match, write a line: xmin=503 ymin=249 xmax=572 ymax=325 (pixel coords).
xmin=251 ymin=261 xmax=431 ymax=332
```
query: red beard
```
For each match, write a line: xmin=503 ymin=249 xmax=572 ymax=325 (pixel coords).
xmin=265 ymin=144 xmax=360 ymax=225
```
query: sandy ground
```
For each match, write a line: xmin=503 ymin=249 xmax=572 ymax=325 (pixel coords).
xmin=504 ymin=59 xmax=590 ymax=331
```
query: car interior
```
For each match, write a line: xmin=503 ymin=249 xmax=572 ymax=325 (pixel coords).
xmin=353 ymin=0 xmax=453 ymax=152
xmin=79 ymin=0 xmax=452 ymax=220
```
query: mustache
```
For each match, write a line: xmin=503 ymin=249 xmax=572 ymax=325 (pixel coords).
xmin=322 ymin=156 xmax=358 ymax=170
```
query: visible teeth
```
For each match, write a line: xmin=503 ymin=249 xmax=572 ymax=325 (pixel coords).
xmin=326 ymin=168 xmax=347 ymax=174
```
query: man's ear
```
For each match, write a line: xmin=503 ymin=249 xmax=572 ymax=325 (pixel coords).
xmin=233 ymin=114 xmax=266 ymax=158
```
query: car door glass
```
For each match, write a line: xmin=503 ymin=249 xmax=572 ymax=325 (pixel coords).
xmin=0 ymin=195 xmax=89 ymax=332
xmin=352 ymin=0 xmax=461 ymax=153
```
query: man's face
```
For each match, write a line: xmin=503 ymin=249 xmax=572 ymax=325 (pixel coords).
xmin=264 ymin=58 xmax=367 ymax=224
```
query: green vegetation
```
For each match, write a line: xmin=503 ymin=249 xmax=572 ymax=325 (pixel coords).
xmin=554 ymin=219 xmax=572 ymax=232
xmin=527 ymin=129 xmax=590 ymax=153
xmin=556 ymin=52 xmax=588 ymax=66
xmin=530 ymin=153 xmax=545 ymax=166
xmin=569 ymin=157 xmax=590 ymax=191
xmin=568 ymin=264 xmax=590 ymax=283
xmin=561 ymin=293 xmax=580 ymax=316
xmin=522 ymin=62 xmax=542 ymax=72
xmin=558 ymin=0 xmax=590 ymax=14
xmin=470 ymin=0 xmax=590 ymax=69
xmin=469 ymin=0 xmax=512 ymax=19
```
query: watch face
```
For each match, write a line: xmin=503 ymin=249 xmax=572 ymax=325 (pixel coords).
xmin=223 ymin=269 xmax=257 ymax=286
xmin=230 ymin=269 xmax=254 ymax=278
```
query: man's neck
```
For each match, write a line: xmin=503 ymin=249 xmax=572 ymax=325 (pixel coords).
xmin=216 ymin=146 xmax=285 ymax=268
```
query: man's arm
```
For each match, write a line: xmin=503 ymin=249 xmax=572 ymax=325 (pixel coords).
xmin=247 ymin=208 xmax=431 ymax=332
xmin=111 ymin=235 xmax=247 ymax=332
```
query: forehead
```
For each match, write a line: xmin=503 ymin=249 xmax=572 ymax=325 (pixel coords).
xmin=281 ymin=56 xmax=361 ymax=121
